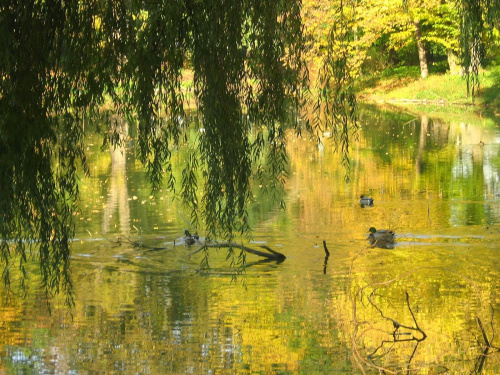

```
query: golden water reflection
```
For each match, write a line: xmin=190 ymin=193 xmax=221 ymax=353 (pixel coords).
xmin=1 ymin=106 xmax=500 ymax=374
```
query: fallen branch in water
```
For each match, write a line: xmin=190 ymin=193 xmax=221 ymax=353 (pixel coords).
xmin=188 ymin=242 xmax=286 ymax=261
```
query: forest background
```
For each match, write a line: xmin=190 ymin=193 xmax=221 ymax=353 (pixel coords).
xmin=302 ymin=0 xmax=500 ymax=106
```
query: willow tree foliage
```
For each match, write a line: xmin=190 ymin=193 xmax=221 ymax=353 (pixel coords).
xmin=456 ymin=0 xmax=500 ymax=95
xmin=314 ymin=0 xmax=358 ymax=179
xmin=0 ymin=0 xmax=307 ymax=300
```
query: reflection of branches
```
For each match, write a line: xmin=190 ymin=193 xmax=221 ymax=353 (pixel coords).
xmin=195 ymin=258 xmax=282 ymax=276
xmin=351 ymin=288 xmax=396 ymax=375
xmin=323 ymin=240 xmax=330 ymax=274
xmin=471 ymin=305 xmax=500 ymax=374
xmin=350 ymin=285 xmax=448 ymax=374
xmin=348 ymin=252 xmax=500 ymax=374
xmin=364 ymin=290 xmax=427 ymax=372
xmin=489 ymin=304 xmax=496 ymax=345
xmin=349 ymin=254 xmax=473 ymax=374
xmin=368 ymin=290 xmax=427 ymax=343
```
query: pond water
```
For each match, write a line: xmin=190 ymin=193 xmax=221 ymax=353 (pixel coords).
xmin=1 ymin=105 xmax=500 ymax=374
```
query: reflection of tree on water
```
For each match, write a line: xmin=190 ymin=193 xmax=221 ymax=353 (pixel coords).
xmin=349 ymin=258 xmax=500 ymax=374
xmin=367 ymin=107 xmax=500 ymax=224
xmin=102 ymin=121 xmax=131 ymax=235
xmin=450 ymin=122 xmax=500 ymax=198
xmin=365 ymin=291 xmax=426 ymax=371
xmin=473 ymin=313 xmax=500 ymax=374
xmin=449 ymin=121 xmax=500 ymax=226
xmin=415 ymin=114 xmax=428 ymax=175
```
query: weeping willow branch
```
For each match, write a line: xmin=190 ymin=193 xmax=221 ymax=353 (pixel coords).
xmin=125 ymin=0 xmax=308 ymax=243
xmin=314 ymin=0 xmax=359 ymax=181
xmin=457 ymin=0 xmax=500 ymax=97
xmin=0 ymin=0 xmax=306 ymax=297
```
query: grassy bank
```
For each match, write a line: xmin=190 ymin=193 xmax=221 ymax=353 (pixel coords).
xmin=357 ymin=65 xmax=500 ymax=108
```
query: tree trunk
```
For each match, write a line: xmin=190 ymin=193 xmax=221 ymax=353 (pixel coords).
xmin=413 ymin=19 xmax=429 ymax=79
xmin=447 ymin=49 xmax=461 ymax=76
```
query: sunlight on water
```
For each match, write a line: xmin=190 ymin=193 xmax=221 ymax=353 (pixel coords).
xmin=1 ymin=106 xmax=500 ymax=373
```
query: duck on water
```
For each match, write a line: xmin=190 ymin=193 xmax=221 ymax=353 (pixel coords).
xmin=360 ymin=195 xmax=374 ymax=207
xmin=368 ymin=227 xmax=395 ymax=249
xmin=184 ymin=230 xmax=200 ymax=246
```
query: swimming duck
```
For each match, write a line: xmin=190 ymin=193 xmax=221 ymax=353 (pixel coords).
xmin=184 ymin=230 xmax=199 ymax=246
xmin=368 ymin=227 xmax=395 ymax=249
xmin=360 ymin=195 xmax=374 ymax=206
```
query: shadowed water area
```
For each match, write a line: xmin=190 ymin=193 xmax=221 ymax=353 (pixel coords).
xmin=1 ymin=105 xmax=500 ymax=373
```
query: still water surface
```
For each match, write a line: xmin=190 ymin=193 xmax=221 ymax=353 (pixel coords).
xmin=1 ymin=105 xmax=500 ymax=374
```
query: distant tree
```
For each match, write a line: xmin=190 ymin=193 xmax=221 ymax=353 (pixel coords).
xmin=303 ymin=0 xmax=499 ymax=80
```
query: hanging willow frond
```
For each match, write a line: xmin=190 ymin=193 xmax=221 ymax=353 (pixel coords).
xmin=457 ymin=0 xmax=500 ymax=96
xmin=314 ymin=0 xmax=359 ymax=181
xmin=122 ymin=0 xmax=308 ymax=242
